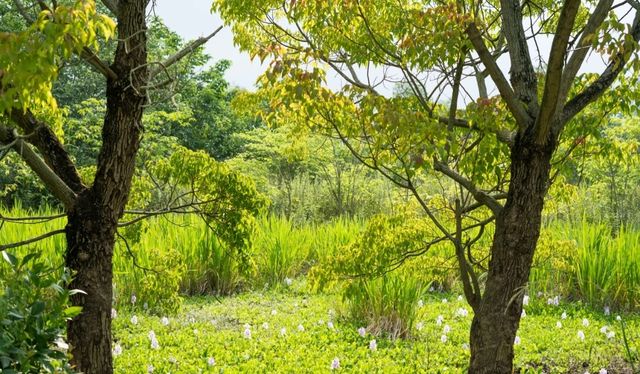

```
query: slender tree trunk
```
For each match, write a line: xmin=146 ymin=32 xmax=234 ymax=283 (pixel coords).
xmin=468 ymin=132 xmax=555 ymax=373
xmin=64 ymin=1 xmax=148 ymax=372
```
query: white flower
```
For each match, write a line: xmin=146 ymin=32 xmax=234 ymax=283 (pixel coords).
xmin=131 ymin=295 xmax=137 ymax=305
xmin=130 ymin=315 xmax=138 ymax=325
xmin=193 ymin=329 xmax=199 ymax=335
xmin=280 ymin=327 xmax=287 ymax=336
xmin=442 ymin=298 xmax=448 ymax=303
xmin=606 ymin=331 xmax=615 ymax=339
xmin=443 ymin=324 xmax=451 ymax=334
xmin=462 ymin=343 xmax=469 ymax=350
xmin=456 ymin=308 xmax=469 ymax=318
xmin=521 ymin=309 xmax=526 ymax=318
xmin=440 ymin=334 xmax=448 ymax=343
xmin=556 ymin=321 xmax=562 ymax=328
xmin=599 ymin=369 xmax=608 ymax=374
xmin=604 ymin=306 xmax=610 ymax=316
xmin=416 ymin=322 xmax=424 ymax=331
xmin=436 ymin=315 xmax=444 ymax=325
xmin=161 ymin=317 xmax=169 ymax=326
xmin=599 ymin=326 xmax=608 ymax=334
xmin=561 ymin=312 xmax=567 ymax=320
xmin=150 ymin=338 xmax=159 ymax=350
xmin=537 ymin=291 xmax=543 ymax=297
xmin=147 ymin=365 xmax=154 ymax=373
xmin=271 ymin=309 xmax=277 ymax=316
xmin=514 ymin=336 xmax=521 ymax=345
xmin=331 ymin=357 xmax=340 ymax=370
xmin=284 ymin=277 xmax=293 ymax=286
xmin=616 ymin=315 xmax=622 ymax=321
xmin=369 ymin=339 xmax=377 ymax=352
xmin=318 ymin=319 xmax=324 ymax=325
xmin=577 ymin=330 xmax=585 ymax=341
xmin=169 ymin=357 xmax=177 ymax=364
xmin=148 ymin=330 xmax=156 ymax=340
xmin=546 ymin=296 xmax=560 ymax=306
xmin=298 ymin=324 xmax=305 ymax=332
xmin=327 ymin=321 xmax=334 ymax=329
xmin=358 ymin=327 xmax=366 ymax=337
xmin=457 ymin=295 xmax=464 ymax=301
xmin=113 ymin=343 xmax=122 ymax=356
xmin=143 ymin=302 xmax=148 ymax=310
xmin=582 ymin=318 xmax=590 ymax=327
xmin=207 ymin=357 xmax=216 ymax=366
xmin=262 ymin=322 xmax=269 ymax=330
xmin=429 ymin=286 xmax=434 ymax=292
xmin=417 ymin=299 xmax=424 ymax=308
xmin=243 ymin=327 xmax=252 ymax=339
xmin=523 ymin=295 xmax=529 ymax=306
xmin=111 ymin=308 xmax=117 ymax=319
xmin=54 ymin=337 xmax=69 ymax=351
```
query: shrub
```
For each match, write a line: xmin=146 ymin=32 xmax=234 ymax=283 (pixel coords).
xmin=0 ymin=251 xmax=82 ymax=373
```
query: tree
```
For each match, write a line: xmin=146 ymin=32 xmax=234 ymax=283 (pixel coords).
xmin=213 ymin=0 xmax=640 ymax=371
xmin=0 ymin=1 xmax=230 ymax=372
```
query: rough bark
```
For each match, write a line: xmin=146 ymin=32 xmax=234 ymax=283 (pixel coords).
xmin=468 ymin=130 xmax=556 ymax=373
xmin=65 ymin=1 xmax=148 ymax=373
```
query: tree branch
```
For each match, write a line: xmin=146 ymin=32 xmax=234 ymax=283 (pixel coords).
xmin=433 ymin=160 xmax=503 ymax=215
xmin=535 ymin=0 xmax=581 ymax=144
xmin=148 ymin=26 xmax=223 ymax=80
xmin=0 ymin=229 xmax=66 ymax=252
xmin=100 ymin=0 xmax=118 ymax=14
xmin=0 ymin=125 xmax=77 ymax=209
xmin=466 ymin=23 xmax=530 ymax=128
xmin=561 ymin=10 xmax=640 ymax=126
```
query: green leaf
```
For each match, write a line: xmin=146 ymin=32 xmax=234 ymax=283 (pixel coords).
xmin=63 ymin=306 xmax=83 ymax=318
xmin=2 ymin=252 xmax=18 ymax=267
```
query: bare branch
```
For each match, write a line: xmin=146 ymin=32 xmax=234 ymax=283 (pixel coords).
xmin=0 ymin=125 xmax=76 ymax=209
xmin=466 ymin=23 xmax=530 ymax=128
xmin=0 ymin=229 xmax=66 ymax=252
xmin=433 ymin=160 xmax=503 ymax=215
xmin=149 ymin=26 xmax=223 ymax=80
xmin=535 ymin=0 xmax=581 ymax=144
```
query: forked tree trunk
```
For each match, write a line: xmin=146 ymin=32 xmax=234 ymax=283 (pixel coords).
xmin=64 ymin=1 xmax=148 ymax=372
xmin=468 ymin=132 xmax=556 ymax=373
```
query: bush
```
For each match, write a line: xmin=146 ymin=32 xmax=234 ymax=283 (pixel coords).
xmin=0 ymin=251 xmax=82 ymax=373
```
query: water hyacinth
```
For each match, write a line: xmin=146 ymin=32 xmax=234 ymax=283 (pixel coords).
xmin=207 ymin=357 xmax=216 ymax=366
xmin=297 ymin=324 xmax=305 ymax=332
xmin=514 ymin=336 xmax=521 ymax=345
xmin=113 ymin=343 xmax=122 ymax=356
xmin=547 ymin=296 xmax=560 ymax=306
xmin=577 ymin=330 xmax=585 ymax=341
xmin=582 ymin=318 xmax=590 ymax=327
xmin=616 ymin=315 xmax=622 ymax=321
xmin=331 ymin=357 xmax=340 ymax=370
xmin=606 ymin=331 xmax=615 ymax=339
xmin=280 ymin=327 xmax=287 ymax=336
xmin=416 ymin=322 xmax=424 ymax=331
xmin=440 ymin=334 xmax=448 ymax=343
xmin=436 ymin=315 xmax=444 ymax=325
xmin=262 ymin=322 xmax=269 ymax=330
xmin=442 ymin=298 xmax=448 ymax=304
xmin=604 ymin=306 xmax=610 ymax=316
xmin=357 ymin=327 xmax=366 ymax=337
xmin=443 ymin=325 xmax=451 ymax=334
xmin=457 ymin=295 xmax=464 ymax=301
xmin=111 ymin=308 xmax=117 ymax=319
xmin=131 ymin=315 xmax=138 ymax=325
xmin=243 ymin=326 xmax=252 ymax=339
xmin=599 ymin=369 xmax=608 ymax=374
xmin=284 ymin=277 xmax=293 ymax=286
xmin=369 ymin=339 xmax=377 ymax=352
xmin=417 ymin=299 xmax=424 ymax=308
xmin=271 ymin=309 xmax=277 ymax=316
xmin=599 ymin=326 xmax=608 ymax=334
xmin=556 ymin=321 xmax=562 ymax=328
xmin=148 ymin=330 xmax=159 ymax=349
xmin=131 ymin=294 xmax=137 ymax=305
xmin=143 ymin=302 xmax=148 ymax=310
xmin=147 ymin=364 xmax=154 ymax=373
xmin=521 ymin=309 xmax=527 ymax=318
xmin=523 ymin=295 xmax=529 ymax=306
xmin=327 ymin=321 xmax=335 ymax=329
xmin=161 ymin=317 xmax=169 ymax=326
xmin=561 ymin=312 xmax=567 ymax=319
xmin=169 ymin=357 xmax=177 ymax=364
xmin=455 ymin=308 xmax=469 ymax=318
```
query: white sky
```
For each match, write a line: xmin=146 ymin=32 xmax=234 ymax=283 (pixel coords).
xmin=154 ymin=0 xmax=265 ymax=89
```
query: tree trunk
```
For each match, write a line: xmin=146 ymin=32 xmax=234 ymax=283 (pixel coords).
xmin=65 ymin=191 xmax=117 ymax=374
xmin=468 ymin=133 xmax=555 ymax=373
xmin=64 ymin=1 xmax=148 ymax=372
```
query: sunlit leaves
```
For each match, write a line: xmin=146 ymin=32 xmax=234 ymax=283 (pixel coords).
xmin=0 ymin=0 xmax=115 ymax=114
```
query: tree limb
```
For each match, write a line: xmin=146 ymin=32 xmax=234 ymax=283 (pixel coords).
xmin=0 ymin=125 xmax=76 ymax=209
xmin=148 ymin=26 xmax=223 ymax=80
xmin=0 ymin=229 xmax=66 ymax=252
xmin=100 ymin=0 xmax=118 ymax=14
xmin=535 ymin=0 xmax=581 ymax=144
xmin=466 ymin=23 xmax=530 ymax=128
xmin=433 ymin=160 xmax=503 ymax=215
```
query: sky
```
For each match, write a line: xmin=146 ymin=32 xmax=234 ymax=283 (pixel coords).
xmin=154 ymin=0 xmax=265 ymax=89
